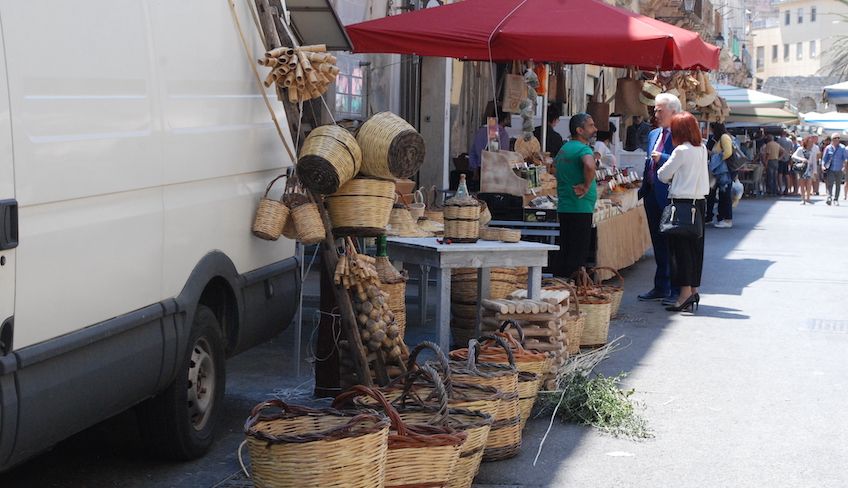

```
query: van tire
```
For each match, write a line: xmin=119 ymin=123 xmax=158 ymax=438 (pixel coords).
xmin=138 ymin=305 xmax=226 ymax=460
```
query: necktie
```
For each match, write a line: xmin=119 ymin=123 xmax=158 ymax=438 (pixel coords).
xmin=652 ymin=129 xmax=669 ymax=174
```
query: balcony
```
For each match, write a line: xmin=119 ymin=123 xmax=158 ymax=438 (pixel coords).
xmin=640 ymin=0 xmax=718 ymax=39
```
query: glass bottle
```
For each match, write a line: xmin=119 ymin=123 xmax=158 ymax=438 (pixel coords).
xmin=456 ymin=173 xmax=469 ymax=199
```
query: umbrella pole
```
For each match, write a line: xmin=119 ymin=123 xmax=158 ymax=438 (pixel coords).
xmin=541 ymin=63 xmax=549 ymax=155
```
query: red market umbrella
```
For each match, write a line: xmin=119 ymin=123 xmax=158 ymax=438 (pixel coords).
xmin=346 ymin=0 xmax=720 ymax=71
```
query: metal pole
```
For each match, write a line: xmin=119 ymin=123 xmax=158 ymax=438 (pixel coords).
xmin=541 ymin=64 xmax=550 ymax=154
xmin=295 ymin=242 xmax=304 ymax=377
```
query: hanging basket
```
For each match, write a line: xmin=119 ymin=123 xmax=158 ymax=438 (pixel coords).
xmin=297 ymin=125 xmax=362 ymax=195
xmin=333 ymin=384 xmax=466 ymax=488
xmin=252 ymin=174 xmax=289 ymax=241
xmin=243 ymin=400 xmax=389 ymax=488
xmin=291 ymin=201 xmax=326 ymax=244
xmin=591 ymin=266 xmax=624 ymax=319
xmin=325 ymin=177 xmax=395 ymax=237
xmin=356 ymin=112 xmax=426 ymax=179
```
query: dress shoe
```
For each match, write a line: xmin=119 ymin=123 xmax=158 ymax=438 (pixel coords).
xmin=665 ymin=293 xmax=700 ymax=313
xmin=638 ymin=289 xmax=668 ymax=301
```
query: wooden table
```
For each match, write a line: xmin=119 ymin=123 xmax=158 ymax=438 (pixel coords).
xmin=387 ymin=237 xmax=559 ymax=351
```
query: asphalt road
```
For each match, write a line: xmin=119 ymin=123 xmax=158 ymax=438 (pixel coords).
xmin=3 ymin=193 xmax=847 ymax=487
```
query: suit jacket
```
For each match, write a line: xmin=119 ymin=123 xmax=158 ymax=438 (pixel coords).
xmin=638 ymin=127 xmax=673 ymax=206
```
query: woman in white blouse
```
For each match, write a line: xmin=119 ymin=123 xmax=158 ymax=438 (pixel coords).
xmin=657 ymin=112 xmax=710 ymax=313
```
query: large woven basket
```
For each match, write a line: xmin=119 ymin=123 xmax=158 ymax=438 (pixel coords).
xmin=297 ymin=125 xmax=362 ymax=195
xmin=444 ymin=219 xmax=480 ymax=243
xmin=334 ymin=385 xmax=466 ymax=488
xmin=244 ymin=400 xmax=389 ymax=488
xmin=252 ymin=175 xmax=289 ymax=241
xmin=450 ymin=321 xmax=551 ymax=377
xmin=517 ymin=371 xmax=541 ymax=430
xmin=561 ymin=283 xmax=586 ymax=356
xmin=291 ymin=201 xmax=326 ymax=244
xmin=592 ymin=266 xmax=624 ymax=319
xmin=326 ymin=177 xmax=395 ymax=236
xmin=357 ymin=112 xmax=425 ymax=179
xmin=447 ymin=337 xmax=521 ymax=462
xmin=573 ymin=268 xmax=612 ymax=348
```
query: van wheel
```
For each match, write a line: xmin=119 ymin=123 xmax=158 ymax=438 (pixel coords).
xmin=138 ymin=305 xmax=226 ymax=460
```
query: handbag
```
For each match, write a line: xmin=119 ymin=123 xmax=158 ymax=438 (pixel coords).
xmin=659 ymin=199 xmax=703 ymax=238
xmin=792 ymin=150 xmax=809 ymax=172
xmin=502 ymin=61 xmax=527 ymax=113
xmin=586 ymin=71 xmax=610 ymax=131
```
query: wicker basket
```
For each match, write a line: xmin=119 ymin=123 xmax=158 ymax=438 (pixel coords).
xmin=592 ymin=266 xmax=624 ymax=319
xmin=573 ymin=268 xmax=612 ymax=348
xmin=478 ymin=201 xmax=492 ymax=226
xmin=291 ymin=202 xmax=326 ymax=244
xmin=297 ymin=125 xmax=362 ymax=195
xmin=444 ymin=219 xmax=480 ymax=243
xmin=425 ymin=209 xmax=445 ymax=223
xmin=444 ymin=204 xmax=481 ymax=220
xmin=387 ymin=205 xmax=432 ymax=237
xmin=450 ymin=321 xmax=551 ymax=378
xmin=244 ymin=400 xmax=389 ymax=488
xmin=447 ymin=337 xmax=521 ymax=461
xmin=451 ymin=279 xmax=516 ymax=303
xmin=326 ymin=177 xmax=395 ymax=237
xmin=517 ymin=371 xmax=541 ymax=430
xmin=409 ymin=189 xmax=427 ymax=220
xmin=559 ymin=283 xmax=586 ymax=357
xmin=498 ymin=228 xmax=521 ymax=243
xmin=443 ymin=195 xmax=480 ymax=243
xmin=334 ymin=385 xmax=466 ymax=488
xmin=479 ymin=227 xmax=498 ymax=241
xmin=356 ymin=112 xmax=425 ymax=179
xmin=252 ymin=175 xmax=289 ymax=241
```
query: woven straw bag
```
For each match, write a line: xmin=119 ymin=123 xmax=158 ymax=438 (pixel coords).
xmin=289 ymin=190 xmax=326 ymax=245
xmin=334 ymin=384 xmax=466 ymax=488
xmin=252 ymin=174 xmax=289 ymax=240
xmin=243 ymin=400 xmax=389 ymax=488
xmin=297 ymin=125 xmax=361 ymax=195
xmin=356 ymin=112 xmax=425 ymax=179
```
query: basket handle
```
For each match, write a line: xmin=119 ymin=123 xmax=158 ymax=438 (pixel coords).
xmin=262 ymin=174 xmax=287 ymax=198
xmin=406 ymin=341 xmax=453 ymax=396
xmin=244 ymin=399 xmax=385 ymax=443
xmin=395 ymin=190 xmax=410 ymax=206
xmin=414 ymin=188 xmax=425 ymax=205
xmin=332 ymin=385 xmax=408 ymax=436
xmin=473 ymin=334 xmax=516 ymax=368
xmin=561 ymin=281 xmax=580 ymax=315
xmin=397 ymin=363 xmax=450 ymax=426
xmin=590 ymin=266 xmax=624 ymax=288
xmin=498 ymin=319 xmax=526 ymax=345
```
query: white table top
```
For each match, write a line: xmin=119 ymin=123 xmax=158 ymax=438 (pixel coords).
xmin=387 ymin=237 xmax=559 ymax=253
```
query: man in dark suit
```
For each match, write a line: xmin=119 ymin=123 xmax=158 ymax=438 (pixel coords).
xmin=637 ymin=93 xmax=682 ymax=305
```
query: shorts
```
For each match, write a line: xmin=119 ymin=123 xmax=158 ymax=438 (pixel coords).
xmin=778 ymin=161 xmax=790 ymax=175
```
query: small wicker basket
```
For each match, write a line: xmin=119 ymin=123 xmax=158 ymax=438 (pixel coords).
xmin=326 ymin=177 xmax=395 ymax=237
xmin=244 ymin=400 xmax=389 ymax=488
xmin=297 ymin=125 xmax=361 ymax=195
xmin=443 ymin=195 xmax=480 ymax=243
xmin=592 ymin=266 xmax=624 ymax=319
xmin=573 ymin=268 xmax=612 ymax=348
xmin=356 ymin=112 xmax=425 ymax=179
xmin=291 ymin=201 xmax=326 ymax=244
xmin=251 ymin=174 xmax=289 ymax=240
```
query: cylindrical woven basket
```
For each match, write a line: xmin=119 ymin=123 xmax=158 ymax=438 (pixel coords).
xmin=446 ymin=337 xmax=521 ymax=462
xmin=297 ymin=125 xmax=362 ymax=195
xmin=356 ymin=112 xmax=425 ymax=179
xmin=592 ymin=266 xmax=624 ymax=319
xmin=517 ymin=371 xmax=541 ymax=430
xmin=334 ymin=385 xmax=466 ymax=488
xmin=326 ymin=177 xmax=395 ymax=237
xmin=444 ymin=204 xmax=481 ymax=220
xmin=560 ymin=283 xmax=586 ymax=357
xmin=444 ymin=219 xmax=480 ymax=243
xmin=479 ymin=227 xmax=499 ymax=241
xmin=291 ymin=202 xmax=326 ymax=244
xmin=498 ymin=228 xmax=521 ymax=243
xmin=443 ymin=195 xmax=480 ymax=243
xmin=243 ymin=400 xmax=389 ymax=488
xmin=409 ymin=189 xmax=427 ymax=220
xmin=252 ymin=175 xmax=289 ymax=241
xmin=573 ymin=268 xmax=612 ymax=348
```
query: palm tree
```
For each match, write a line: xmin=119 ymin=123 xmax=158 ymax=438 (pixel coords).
xmin=821 ymin=11 xmax=848 ymax=79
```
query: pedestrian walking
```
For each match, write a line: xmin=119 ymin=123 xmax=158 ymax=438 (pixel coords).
xmin=763 ymin=135 xmax=785 ymax=196
xmin=810 ymin=135 xmax=822 ymax=195
xmin=637 ymin=93 xmax=681 ymax=305
xmin=705 ymin=122 xmax=734 ymax=228
xmin=657 ymin=112 xmax=709 ymax=313
xmin=555 ymin=113 xmax=597 ymax=278
xmin=822 ymin=133 xmax=847 ymax=206
xmin=777 ymin=131 xmax=795 ymax=195
xmin=791 ymin=136 xmax=816 ymax=205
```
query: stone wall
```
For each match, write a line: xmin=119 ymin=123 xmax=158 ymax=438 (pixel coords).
xmin=761 ymin=75 xmax=845 ymax=112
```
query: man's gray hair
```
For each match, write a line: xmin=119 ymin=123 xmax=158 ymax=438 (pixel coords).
xmin=654 ymin=93 xmax=682 ymax=113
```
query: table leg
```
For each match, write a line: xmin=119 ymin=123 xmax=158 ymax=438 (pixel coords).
xmin=475 ymin=267 xmax=491 ymax=338
xmin=435 ymin=267 xmax=452 ymax=352
xmin=528 ymin=266 xmax=542 ymax=300
xmin=419 ymin=265 xmax=430 ymax=327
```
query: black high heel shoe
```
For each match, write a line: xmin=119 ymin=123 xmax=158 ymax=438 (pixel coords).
xmin=665 ymin=293 xmax=700 ymax=313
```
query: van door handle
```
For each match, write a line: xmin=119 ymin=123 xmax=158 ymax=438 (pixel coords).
xmin=0 ymin=199 xmax=18 ymax=250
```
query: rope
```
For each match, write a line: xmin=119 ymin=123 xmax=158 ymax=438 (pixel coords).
xmin=227 ymin=0 xmax=296 ymax=162
xmin=308 ymin=309 xmax=342 ymax=362
xmin=486 ymin=0 xmax=529 ymax=123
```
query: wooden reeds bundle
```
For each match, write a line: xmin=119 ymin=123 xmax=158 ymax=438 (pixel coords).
xmin=258 ymin=44 xmax=340 ymax=104
xmin=356 ymin=112 xmax=426 ymax=179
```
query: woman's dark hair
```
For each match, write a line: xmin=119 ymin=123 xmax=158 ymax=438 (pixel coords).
xmin=569 ymin=113 xmax=592 ymax=136
xmin=710 ymin=122 xmax=727 ymax=137
xmin=596 ymin=130 xmax=612 ymax=142
xmin=608 ymin=121 xmax=616 ymax=135
xmin=546 ymin=103 xmax=562 ymax=122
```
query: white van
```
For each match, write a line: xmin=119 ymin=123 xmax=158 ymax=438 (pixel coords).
xmin=0 ymin=0 xmax=299 ymax=471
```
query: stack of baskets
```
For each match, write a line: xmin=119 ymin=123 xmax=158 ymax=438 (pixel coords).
xmin=296 ymin=125 xmax=361 ymax=195
xmin=450 ymin=268 xmax=526 ymax=347
xmin=356 ymin=112 xmax=426 ymax=179
xmin=443 ymin=196 xmax=481 ymax=243
xmin=325 ymin=177 xmax=395 ymax=236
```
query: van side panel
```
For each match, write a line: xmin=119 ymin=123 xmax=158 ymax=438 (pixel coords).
xmin=3 ymin=0 xmax=165 ymax=349
xmin=148 ymin=0 xmax=296 ymax=300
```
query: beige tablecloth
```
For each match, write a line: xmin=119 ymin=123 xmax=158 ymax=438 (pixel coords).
xmin=594 ymin=206 xmax=652 ymax=281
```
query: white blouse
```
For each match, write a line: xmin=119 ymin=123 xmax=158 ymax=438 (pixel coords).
xmin=657 ymin=142 xmax=710 ymax=199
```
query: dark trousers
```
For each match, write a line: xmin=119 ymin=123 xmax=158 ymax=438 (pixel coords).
xmin=644 ymin=195 xmax=672 ymax=295
xmin=706 ymin=180 xmax=733 ymax=222
xmin=668 ymin=199 xmax=706 ymax=287
xmin=558 ymin=212 xmax=593 ymax=278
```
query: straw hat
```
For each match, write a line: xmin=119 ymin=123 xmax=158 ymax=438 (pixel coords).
xmin=639 ymin=79 xmax=664 ymax=106
xmin=515 ymin=135 xmax=542 ymax=161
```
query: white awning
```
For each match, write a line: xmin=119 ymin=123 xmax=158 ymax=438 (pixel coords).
xmin=801 ymin=111 xmax=848 ymax=132
xmin=725 ymin=107 xmax=798 ymax=124
xmin=822 ymin=82 xmax=848 ymax=105
xmin=715 ymin=84 xmax=787 ymax=109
